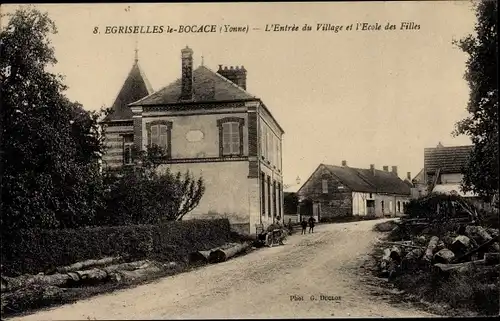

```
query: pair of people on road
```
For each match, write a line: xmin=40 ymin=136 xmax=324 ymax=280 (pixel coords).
xmin=301 ymin=216 xmax=315 ymax=234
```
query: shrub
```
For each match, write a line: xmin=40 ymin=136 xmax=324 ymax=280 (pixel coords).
xmin=1 ymin=219 xmax=230 ymax=276
xmin=97 ymin=145 xmax=206 ymax=226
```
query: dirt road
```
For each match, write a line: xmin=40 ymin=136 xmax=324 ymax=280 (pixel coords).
xmin=10 ymin=219 xmax=436 ymax=320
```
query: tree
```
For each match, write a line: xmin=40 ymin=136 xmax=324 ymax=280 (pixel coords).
xmin=1 ymin=7 xmax=107 ymax=229
xmin=98 ymin=145 xmax=206 ymax=225
xmin=453 ymin=0 xmax=498 ymax=201
xmin=283 ymin=192 xmax=299 ymax=214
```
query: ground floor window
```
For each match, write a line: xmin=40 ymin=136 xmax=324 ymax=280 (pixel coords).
xmin=261 ymin=172 xmax=266 ymax=216
xmin=267 ymin=175 xmax=271 ymax=218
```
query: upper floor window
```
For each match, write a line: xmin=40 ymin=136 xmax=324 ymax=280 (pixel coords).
xmin=122 ymin=134 xmax=134 ymax=165
xmin=322 ymin=179 xmax=328 ymax=194
xmin=260 ymin=122 xmax=265 ymax=158
xmin=217 ymin=117 xmax=245 ymax=157
xmin=277 ymin=139 xmax=281 ymax=170
xmin=146 ymin=120 xmax=173 ymax=157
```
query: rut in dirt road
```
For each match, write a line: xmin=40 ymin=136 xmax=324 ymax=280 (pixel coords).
xmin=8 ymin=219 xmax=436 ymax=320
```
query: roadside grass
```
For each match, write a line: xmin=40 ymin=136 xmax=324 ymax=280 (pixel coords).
xmin=1 ymin=262 xmax=189 ymax=319
xmin=1 ymin=232 xmax=256 ymax=319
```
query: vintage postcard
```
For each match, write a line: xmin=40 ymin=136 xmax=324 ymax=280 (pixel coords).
xmin=1 ymin=1 xmax=498 ymax=320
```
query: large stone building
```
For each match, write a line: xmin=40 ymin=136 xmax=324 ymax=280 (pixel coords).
xmin=101 ymin=47 xmax=285 ymax=235
xmin=297 ymin=162 xmax=411 ymax=221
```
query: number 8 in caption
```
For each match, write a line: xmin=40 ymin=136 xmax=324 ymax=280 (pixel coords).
xmin=93 ymin=27 xmax=99 ymax=34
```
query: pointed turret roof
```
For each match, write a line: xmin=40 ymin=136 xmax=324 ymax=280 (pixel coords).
xmin=103 ymin=59 xmax=153 ymax=122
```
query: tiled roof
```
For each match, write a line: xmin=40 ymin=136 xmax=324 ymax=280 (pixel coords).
xmin=323 ymin=164 xmax=411 ymax=195
xmin=424 ymin=145 xmax=473 ymax=174
xmin=130 ymin=65 xmax=256 ymax=106
xmin=103 ymin=61 xmax=153 ymax=122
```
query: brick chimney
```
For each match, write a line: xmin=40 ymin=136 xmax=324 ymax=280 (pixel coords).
xmin=341 ymin=160 xmax=347 ymax=167
xmin=370 ymin=164 xmax=375 ymax=175
xmin=217 ymin=65 xmax=247 ymax=90
xmin=180 ymin=46 xmax=194 ymax=100
xmin=392 ymin=166 xmax=398 ymax=176
xmin=383 ymin=166 xmax=389 ymax=172
xmin=407 ymin=172 xmax=411 ymax=180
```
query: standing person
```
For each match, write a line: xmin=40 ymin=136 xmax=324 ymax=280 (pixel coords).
xmin=308 ymin=216 xmax=316 ymax=233
xmin=287 ymin=218 xmax=293 ymax=235
xmin=301 ymin=218 xmax=307 ymax=235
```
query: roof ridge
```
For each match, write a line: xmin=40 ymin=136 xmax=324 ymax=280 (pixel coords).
xmin=425 ymin=145 xmax=473 ymax=150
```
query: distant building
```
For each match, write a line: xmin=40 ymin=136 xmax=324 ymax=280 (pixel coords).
xmin=101 ymin=47 xmax=285 ymax=235
xmin=409 ymin=168 xmax=426 ymax=199
xmin=424 ymin=142 xmax=476 ymax=198
xmin=297 ymin=161 xmax=411 ymax=221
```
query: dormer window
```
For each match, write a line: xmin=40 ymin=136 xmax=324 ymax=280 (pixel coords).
xmin=217 ymin=117 xmax=245 ymax=157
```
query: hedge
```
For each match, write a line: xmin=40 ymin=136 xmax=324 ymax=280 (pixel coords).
xmin=1 ymin=219 xmax=231 ymax=276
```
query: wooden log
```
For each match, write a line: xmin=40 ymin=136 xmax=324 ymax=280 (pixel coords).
xmin=55 ymin=256 xmax=122 ymax=274
xmin=453 ymin=237 xmax=499 ymax=263
xmin=442 ymin=235 xmax=455 ymax=248
xmin=102 ymin=260 xmax=151 ymax=274
xmin=380 ymin=248 xmax=392 ymax=270
xmin=208 ymin=243 xmax=251 ymax=263
xmin=382 ymin=241 xmax=423 ymax=249
xmin=465 ymin=226 xmax=500 ymax=252
xmin=1 ymin=285 xmax=63 ymax=314
xmin=433 ymin=260 xmax=500 ymax=275
xmin=486 ymin=228 xmax=499 ymax=238
xmin=75 ymin=268 xmax=108 ymax=283
xmin=415 ymin=235 xmax=427 ymax=246
xmin=2 ymin=273 xmax=74 ymax=292
xmin=405 ymin=248 xmax=424 ymax=262
xmin=434 ymin=249 xmax=455 ymax=264
xmin=389 ymin=246 xmax=402 ymax=262
xmin=484 ymin=253 xmax=500 ymax=265
xmin=423 ymin=236 xmax=440 ymax=262
xmin=451 ymin=235 xmax=471 ymax=255
xmin=187 ymin=250 xmax=212 ymax=264
xmin=112 ymin=264 xmax=162 ymax=283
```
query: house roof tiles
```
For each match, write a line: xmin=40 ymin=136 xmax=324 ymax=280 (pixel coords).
xmin=130 ymin=65 xmax=257 ymax=107
xmin=323 ymin=164 xmax=411 ymax=195
xmin=424 ymin=145 xmax=473 ymax=174
xmin=103 ymin=61 xmax=153 ymax=122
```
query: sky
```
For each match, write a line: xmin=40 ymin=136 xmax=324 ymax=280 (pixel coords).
xmin=2 ymin=2 xmax=476 ymax=187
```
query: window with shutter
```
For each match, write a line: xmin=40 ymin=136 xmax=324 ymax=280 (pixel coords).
xmin=217 ymin=117 xmax=245 ymax=157
xmin=146 ymin=120 xmax=173 ymax=158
